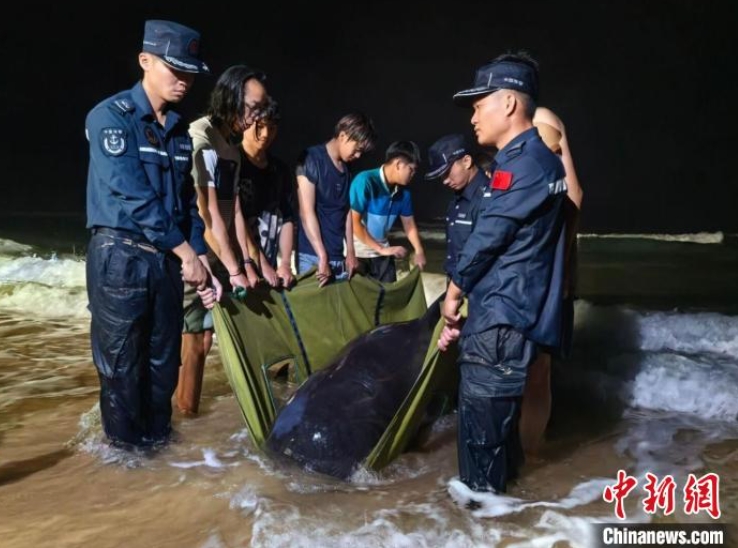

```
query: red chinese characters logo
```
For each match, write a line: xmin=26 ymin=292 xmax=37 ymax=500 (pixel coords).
xmin=603 ymin=471 xmax=721 ymax=520
xmin=683 ymin=473 xmax=721 ymax=519
xmin=603 ymin=469 xmax=639 ymax=520
xmin=642 ymin=473 xmax=676 ymax=516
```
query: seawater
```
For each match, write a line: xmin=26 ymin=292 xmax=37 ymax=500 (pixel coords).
xmin=1 ymin=219 xmax=737 ymax=547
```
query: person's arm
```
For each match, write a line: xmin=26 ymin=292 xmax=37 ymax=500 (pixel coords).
xmin=233 ymin=194 xmax=261 ymax=287
xmin=297 ymin=174 xmax=331 ymax=285
xmin=277 ymin=221 xmax=295 ymax=287
xmin=439 ymin=280 xmax=463 ymax=351
xmin=183 ymin=166 xmax=208 ymax=263
xmin=87 ymin=106 xmax=207 ymax=287
xmin=348 ymin=178 xmax=406 ymax=259
xmin=173 ymin=209 xmax=210 ymax=289
xmin=276 ymin=168 xmax=296 ymax=286
xmin=534 ymin=107 xmax=583 ymax=210
xmin=558 ymin=122 xmax=583 ymax=211
xmin=557 ymin=122 xmax=582 ymax=298
xmin=172 ymin=243 xmax=209 ymax=289
xmin=350 ymin=210 xmax=407 ymax=258
xmin=196 ymin=254 xmax=223 ymax=309
xmin=400 ymin=215 xmax=426 ymax=270
xmin=191 ymin=146 xmax=251 ymax=290
xmin=344 ymin=212 xmax=358 ymax=278
xmin=538 ymin=107 xmax=583 ymax=295
xmin=203 ymin=186 xmax=252 ymax=289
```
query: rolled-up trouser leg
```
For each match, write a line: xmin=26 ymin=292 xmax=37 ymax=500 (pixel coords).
xmin=456 ymin=326 xmax=537 ymax=493
xmin=148 ymin=253 xmax=184 ymax=442
xmin=87 ymin=235 xmax=152 ymax=446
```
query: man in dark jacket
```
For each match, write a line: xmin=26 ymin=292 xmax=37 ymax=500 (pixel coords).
xmin=439 ymin=52 xmax=568 ymax=494
xmin=85 ymin=20 xmax=215 ymax=447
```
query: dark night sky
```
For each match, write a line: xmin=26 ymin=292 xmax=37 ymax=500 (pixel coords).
xmin=2 ymin=0 xmax=736 ymax=233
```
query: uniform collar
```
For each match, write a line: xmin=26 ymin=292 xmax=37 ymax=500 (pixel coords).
xmin=131 ymin=81 xmax=182 ymax=132
xmin=460 ymin=168 xmax=488 ymax=201
xmin=494 ymin=127 xmax=538 ymax=165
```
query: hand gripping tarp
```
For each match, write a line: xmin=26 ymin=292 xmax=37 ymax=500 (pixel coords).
xmin=211 ymin=267 xmax=458 ymax=469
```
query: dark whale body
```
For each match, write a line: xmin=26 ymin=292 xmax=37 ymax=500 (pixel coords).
xmin=265 ymin=297 xmax=442 ymax=479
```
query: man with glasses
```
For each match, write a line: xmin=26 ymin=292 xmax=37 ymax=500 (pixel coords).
xmin=176 ymin=65 xmax=267 ymax=415
xmin=350 ymin=141 xmax=427 ymax=282
xmin=295 ymin=112 xmax=377 ymax=286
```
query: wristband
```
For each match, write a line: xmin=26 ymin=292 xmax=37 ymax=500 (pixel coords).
xmin=243 ymin=258 xmax=256 ymax=267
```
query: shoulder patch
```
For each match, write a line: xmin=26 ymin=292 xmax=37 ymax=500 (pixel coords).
xmin=112 ymin=99 xmax=134 ymax=114
xmin=504 ymin=140 xmax=526 ymax=159
xmin=99 ymin=128 xmax=127 ymax=156
xmin=490 ymin=170 xmax=513 ymax=191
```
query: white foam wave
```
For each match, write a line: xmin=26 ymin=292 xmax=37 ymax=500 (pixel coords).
xmin=569 ymin=302 xmax=738 ymax=421
xmin=0 ymin=254 xmax=88 ymax=318
xmin=627 ymin=353 xmax=738 ymax=420
xmin=637 ymin=310 xmax=738 ymax=356
xmin=389 ymin=229 xmax=447 ymax=244
xmin=395 ymin=229 xmax=725 ymax=245
xmin=574 ymin=301 xmax=738 ymax=357
xmin=578 ymin=231 xmax=724 ymax=244
xmin=0 ymin=255 xmax=86 ymax=287
xmin=612 ymin=410 xmax=737 ymax=478
xmin=229 ymin=485 xmax=261 ymax=515
xmin=507 ymin=510 xmax=645 ymax=548
xmin=248 ymin=498 xmax=507 ymax=548
xmin=0 ymin=238 xmax=34 ymax=255
xmin=447 ymin=477 xmax=612 ymax=518
xmin=0 ymin=283 xmax=89 ymax=318
xmin=245 ymin=479 xmax=619 ymax=548
xmin=170 ymin=448 xmax=230 ymax=469
xmin=71 ymin=403 xmax=154 ymax=469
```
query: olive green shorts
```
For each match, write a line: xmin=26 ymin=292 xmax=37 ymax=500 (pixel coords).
xmin=182 ymin=283 xmax=214 ymax=334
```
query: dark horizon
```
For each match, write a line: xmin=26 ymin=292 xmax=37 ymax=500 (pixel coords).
xmin=3 ymin=1 xmax=737 ymax=233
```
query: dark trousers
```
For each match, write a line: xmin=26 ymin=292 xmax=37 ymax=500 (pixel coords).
xmin=86 ymin=229 xmax=184 ymax=446
xmin=457 ymin=326 xmax=537 ymax=493
xmin=357 ymin=256 xmax=397 ymax=283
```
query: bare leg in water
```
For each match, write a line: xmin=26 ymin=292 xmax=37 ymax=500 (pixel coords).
xmin=519 ymin=352 xmax=552 ymax=456
xmin=176 ymin=330 xmax=214 ymax=415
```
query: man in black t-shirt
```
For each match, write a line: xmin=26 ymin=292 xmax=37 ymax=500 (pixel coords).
xmin=295 ymin=112 xmax=377 ymax=287
xmin=239 ymin=99 xmax=297 ymax=287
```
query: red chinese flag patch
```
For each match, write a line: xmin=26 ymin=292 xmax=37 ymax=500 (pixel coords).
xmin=491 ymin=170 xmax=513 ymax=191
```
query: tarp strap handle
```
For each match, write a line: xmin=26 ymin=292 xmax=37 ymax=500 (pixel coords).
xmin=374 ymin=284 xmax=386 ymax=327
xmin=280 ymin=291 xmax=312 ymax=374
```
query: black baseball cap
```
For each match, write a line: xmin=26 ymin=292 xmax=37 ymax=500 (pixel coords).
xmin=425 ymin=134 xmax=469 ymax=180
xmin=453 ymin=59 xmax=538 ymax=106
xmin=142 ymin=20 xmax=210 ymax=75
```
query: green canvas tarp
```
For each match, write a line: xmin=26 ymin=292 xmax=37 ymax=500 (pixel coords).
xmin=211 ymin=267 xmax=459 ymax=470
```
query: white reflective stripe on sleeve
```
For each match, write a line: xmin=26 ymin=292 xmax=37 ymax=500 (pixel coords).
xmin=139 ymin=147 xmax=169 ymax=157
xmin=548 ymin=178 xmax=568 ymax=195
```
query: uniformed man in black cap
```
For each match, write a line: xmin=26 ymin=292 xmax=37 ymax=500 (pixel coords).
xmin=438 ymin=51 xmax=568 ymax=494
xmin=425 ymin=134 xmax=490 ymax=281
xmin=85 ymin=20 xmax=216 ymax=447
